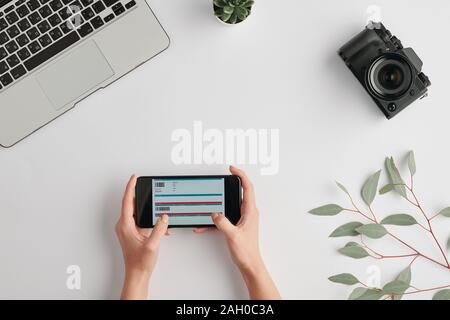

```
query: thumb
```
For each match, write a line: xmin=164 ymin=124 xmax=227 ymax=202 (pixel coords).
xmin=212 ymin=213 xmax=235 ymax=236
xmin=147 ymin=215 xmax=169 ymax=248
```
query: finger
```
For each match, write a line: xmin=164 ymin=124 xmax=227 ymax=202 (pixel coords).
xmin=147 ymin=214 xmax=169 ymax=247
xmin=166 ymin=229 xmax=171 ymax=236
xmin=193 ymin=227 xmax=216 ymax=234
xmin=121 ymin=175 xmax=137 ymax=219
xmin=212 ymin=212 xmax=235 ymax=236
xmin=229 ymin=166 xmax=256 ymax=207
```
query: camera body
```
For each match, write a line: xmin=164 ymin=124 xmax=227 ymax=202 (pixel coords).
xmin=338 ymin=22 xmax=431 ymax=119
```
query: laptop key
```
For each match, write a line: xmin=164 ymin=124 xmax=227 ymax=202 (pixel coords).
xmin=49 ymin=27 xmax=62 ymax=40
xmin=17 ymin=47 xmax=31 ymax=60
xmin=0 ymin=47 xmax=7 ymax=59
xmin=38 ymin=21 xmax=51 ymax=33
xmin=112 ymin=3 xmax=124 ymax=15
xmin=4 ymin=5 xmax=15 ymax=13
xmin=0 ymin=73 xmax=13 ymax=86
xmin=80 ymin=0 xmax=93 ymax=6
xmin=0 ymin=61 xmax=8 ymax=74
xmin=77 ymin=22 xmax=92 ymax=37
xmin=38 ymin=34 xmax=52 ymax=47
xmin=5 ymin=40 xmax=19 ymax=54
xmin=103 ymin=0 xmax=118 ymax=7
xmin=92 ymin=1 xmax=105 ymax=13
xmin=49 ymin=0 xmax=63 ymax=11
xmin=28 ymin=12 xmax=42 ymax=24
xmin=59 ymin=21 xmax=71 ymax=33
xmin=0 ymin=18 xmax=7 ymax=31
xmin=6 ymin=25 xmax=20 ymax=38
xmin=16 ymin=34 xmax=29 ymax=46
xmin=6 ymin=54 xmax=20 ymax=67
xmin=17 ymin=18 xmax=31 ymax=32
xmin=48 ymin=13 xmax=62 ymax=26
xmin=26 ymin=0 xmax=41 ymax=11
xmin=26 ymin=27 xmax=40 ymax=40
xmin=27 ymin=40 xmax=41 ymax=53
xmin=59 ymin=7 xmax=72 ymax=20
xmin=61 ymin=0 xmax=71 ymax=4
xmin=90 ymin=16 xmax=103 ymax=29
xmin=5 ymin=12 xmax=19 ymax=25
xmin=81 ymin=7 xmax=94 ymax=20
xmin=24 ymin=31 xmax=79 ymax=71
xmin=125 ymin=0 xmax=135 ymax=9
xmin=10 ymin=64 xmax=26 ymax=79
xmin=39 ymin=5 xmax=53 ymax=18
xmin=0 ymin=32 xmax=9 ymax=45
xmin=16 ymin=5 xmax=30 ymax=18
xmin=103 ymin=13 xmax=113 ymax=23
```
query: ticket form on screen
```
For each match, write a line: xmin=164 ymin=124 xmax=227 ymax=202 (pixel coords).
xmin=152 ymin=178 xmax=225 ymax=226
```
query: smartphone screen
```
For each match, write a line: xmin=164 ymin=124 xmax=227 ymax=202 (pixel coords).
xmin=152 ymin=178 xmax=225 ymax=226
xmin=136 ymin=175 xmax=241 ymax=228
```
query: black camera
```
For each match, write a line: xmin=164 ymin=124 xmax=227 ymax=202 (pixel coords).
xmin=338 ymin=22 xmax=431 ymax=119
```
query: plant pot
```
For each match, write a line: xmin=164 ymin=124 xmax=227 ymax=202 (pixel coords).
xmin=213 ymin=3 xmax=252 ymax=25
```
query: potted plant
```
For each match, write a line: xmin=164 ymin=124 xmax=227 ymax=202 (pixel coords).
xmin=213 ymin=0 xmax=254 ymax=25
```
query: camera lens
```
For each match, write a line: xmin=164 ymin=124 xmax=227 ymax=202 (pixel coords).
xmin=378 ymin=65 xmax=404 ymax=90
xmin=367 ymin=55 xmax=412 ymax=99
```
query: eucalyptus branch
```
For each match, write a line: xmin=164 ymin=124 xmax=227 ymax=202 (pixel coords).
xmin=309 ymin=151 xmax=450 ymax=300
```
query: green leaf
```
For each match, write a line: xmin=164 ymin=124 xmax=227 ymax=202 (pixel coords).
xmin=379 ymin=184 xmax=394 ymax=195
xmin=328 ymin=273 xmax=359 ymax=285
xmin=362 ymin=170 xmax=381 ymax=206
xmin=438 ymin=207 xmax=450 ymax=218
xmin=244 ymin=0 xmax=254 ymax=8
xmin=393 ymin=267 xmax=412 ymax=300
xmin=235 ymin=6 xmax=248 ymax=20
xmin=407 ymin=151 xmax=416 ymax=176
xmin=380 ymin=214 xmax=418 ymax=226
xmin=308 ymin=204 xmax=343 ymax=216
xmin=223 ymin=5 xmax=234 ymax=14
xmin=433 ymin=289 xmax=450 ymax=300
xmin=329 ymin=222 xmax=363 ymax=237
xmin=383 ymin=280 xmax=410 ymax=295
xmin=385 ymin=157 xmax=407 ymax=198
xmin=219 ymin=12 xmax=232 ymax=21
xmin=396 ymin=267 xmax=412 ymax=284
xmin=348 ymin=287 xmax=384 ymax=300
xmin=356 ymin=224 xmax=388 ymax=239
xmin=338 ymin=243 xmax=369 ymax=259
xmin=228 ymin=12 xmax=238 ymax=24
xmin=336 ymin=181 xmax=350 ymax=196
xmin=213 ymin=0 xmax=227 ymax=7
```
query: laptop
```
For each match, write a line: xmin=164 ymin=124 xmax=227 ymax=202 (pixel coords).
xmin=0 ymin=0 xmax=169 ymax=147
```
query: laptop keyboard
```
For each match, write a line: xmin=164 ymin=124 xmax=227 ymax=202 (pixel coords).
xmin=0 ymin=0 xmax=136 ymax=92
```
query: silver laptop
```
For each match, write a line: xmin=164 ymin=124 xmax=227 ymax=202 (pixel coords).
xmin=0 ymin=0 xmax=169 ymax=147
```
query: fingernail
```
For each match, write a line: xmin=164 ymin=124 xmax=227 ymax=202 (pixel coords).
xmin=162 ymin=214 xmax=169 ymax=223
xmin=211 ymin=213 xmax=219 ymax=219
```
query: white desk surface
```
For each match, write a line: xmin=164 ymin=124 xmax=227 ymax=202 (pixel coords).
xmin=1 ymin=0 xmax=449 ymax=299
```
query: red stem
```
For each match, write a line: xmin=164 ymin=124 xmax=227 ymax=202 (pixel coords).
xmin=348 ymin=206 xmax=450 ymax=270
xmin=406 ymin=185 xmax=450 ymax=267
xmin=402 ymin=284 xmax=450 ymax=296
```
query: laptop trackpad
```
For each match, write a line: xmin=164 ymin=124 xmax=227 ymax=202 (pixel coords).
xmin=36 ymin=40 xmax=114 ymax=110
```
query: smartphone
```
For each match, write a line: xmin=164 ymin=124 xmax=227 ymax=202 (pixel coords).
xmin=136 ymin=175 xmax=242 ymax=228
